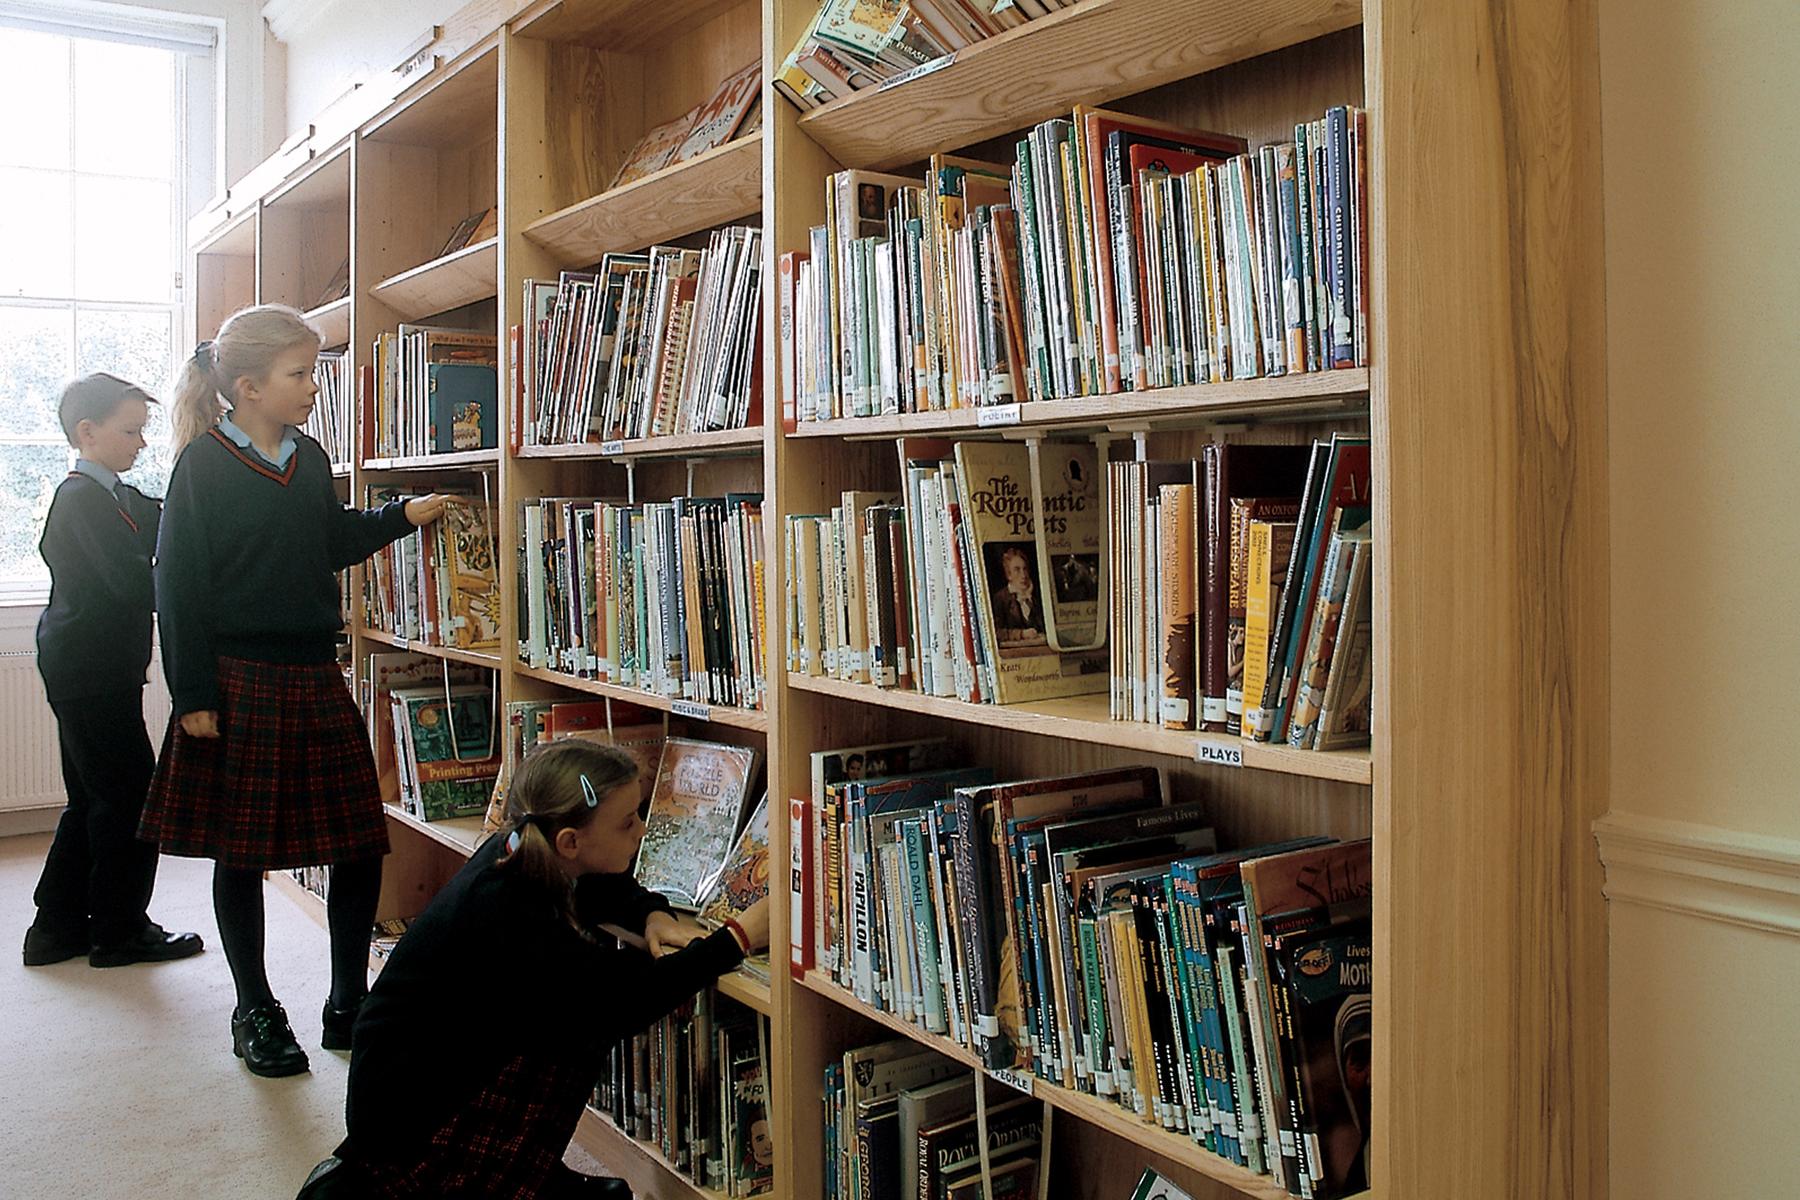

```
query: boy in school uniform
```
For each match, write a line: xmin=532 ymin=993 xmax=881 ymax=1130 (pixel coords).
xmin=23 ymin=373 xmax=204 ymax=969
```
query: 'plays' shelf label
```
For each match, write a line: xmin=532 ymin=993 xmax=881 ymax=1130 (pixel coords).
xmin=1196 ymin=740 xmax=1244 ymax=769
xmin=600 ymin=440 xmax=625 ymax=456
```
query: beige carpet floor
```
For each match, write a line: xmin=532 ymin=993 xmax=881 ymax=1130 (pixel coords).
xmin=0 ymin=832 xmax=605 ymax=1198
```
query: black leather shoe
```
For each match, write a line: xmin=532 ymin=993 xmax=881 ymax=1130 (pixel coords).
xmin=321 ymin=997 xmax=363 ymax=1052
xmin=232 ymin=1003 xmax=311 ymax=1078
xmin=23 ymin=923 xmax=88 ymax=967
xmin=89 ymin=921 xmax=205 ymax=968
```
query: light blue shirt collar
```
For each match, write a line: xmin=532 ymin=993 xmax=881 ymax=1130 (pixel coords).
xmin=72 ymin=457 xmax=119 ymax=496
xmin=218 ymin=413 xmax=298 ymax=471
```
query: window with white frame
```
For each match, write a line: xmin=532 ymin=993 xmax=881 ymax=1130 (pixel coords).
xmin=0 ymin=17 xmax=198 ymax=590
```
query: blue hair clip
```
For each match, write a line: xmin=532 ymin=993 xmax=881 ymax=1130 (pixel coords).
xmin=580 ymin=774 xmax=600 ymax=809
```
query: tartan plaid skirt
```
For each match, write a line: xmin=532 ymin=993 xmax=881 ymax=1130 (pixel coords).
xmin=358 ymin=1054 xmax=593 ymax=1199
xmin=140 ymin=656 xmax=388 ymax=870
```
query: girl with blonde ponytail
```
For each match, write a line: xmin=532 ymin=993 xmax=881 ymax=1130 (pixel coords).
xmin=302 ymin=738 xmax=770 ymax=1200
xmin=139 ymin=304 xmax=452 ymax=1080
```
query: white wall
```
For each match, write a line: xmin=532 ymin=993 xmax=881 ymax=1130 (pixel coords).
xmin=1599 ymin=0 xmax=1800 ymax=1194
xmin=268 ymin=0 xmax=464 ymax=140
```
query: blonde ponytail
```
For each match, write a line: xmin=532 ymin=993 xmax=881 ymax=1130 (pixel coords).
xmin=501 ymin=739 xmax=642 ymax=931
xmin=173 ymin=304 xmax=322 ymax=452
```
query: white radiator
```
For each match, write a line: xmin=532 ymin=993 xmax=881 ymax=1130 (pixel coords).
xmin=0 ymin=647 xmax=173 ymax=814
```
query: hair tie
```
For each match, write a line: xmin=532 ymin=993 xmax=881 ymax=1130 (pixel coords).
xmin=193 ymin=340 xmax=215 ymax=368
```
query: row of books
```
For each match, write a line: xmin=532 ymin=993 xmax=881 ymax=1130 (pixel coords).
xmin=778 ymin=103 xmax=1368 ymax=427
xmin=519 ymin=494 xmax=768 ymax=712
xmin=823 ymin=1046 xmax=1041 ymax=1200
xmin=368 ymin=325 xmax=500 ymax=459
xmin=593 ymin=994 xmax=773 ymax=1197
xmin=776 ymin=0 xmax=1055 ymax=111
xmin=789 ymin=740 xmax=1373 ymax=1199
xmin=1110 ymin=433 xmax=1372 ymax=747
xmin=305 ymin=349 xmax=352 ymax=467
xmin=515 ymin=228 xmax=764 ymax=448
xmin=785 ymin=439 xmax=1105 ymax=707
xmin=363 ymin=488 xmax=504 ymax=652
xmin=609 ymin=61 xmax=762 ymax=190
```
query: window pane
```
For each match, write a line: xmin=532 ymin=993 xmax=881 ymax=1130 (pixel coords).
xmin=74 ymin=176 xmax=173 ymax=302
xmin=0 ymin=30 xmax=71 ymax=170
xmin=77 ymin=307 xmax=175 ymax=397
xmin=0 ymin=444 xmax=72 ymax=583
xmin=0 ymin=304 xmax=74 ymax=439
xmin=75 ymin=40 xmax=173 ymax=179
xmin=0 ymin=168 xmax=74 ymax=297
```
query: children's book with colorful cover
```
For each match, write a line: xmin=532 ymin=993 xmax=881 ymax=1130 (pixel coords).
xmin=612 ymin=106 xmax=703 ymax=189
xmin=673 ymin=60 xmax=763 ymax=165
xmin=390 ymin=685 xmax=501 ymax=821
xmin=636 ymin=738 xmax=760 ymax=909
xmin=438 ymin=494 xmax=501 ymax=648
xmin=698 ymin=792 xmax=771 ymax=926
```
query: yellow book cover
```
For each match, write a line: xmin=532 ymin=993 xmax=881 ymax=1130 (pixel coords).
xmin=952 ymin=441 xmax=1105 ymax=704
xmin=1242 ymin=519 xmax=1298 ymax=741
xmin=440 ymin=496 xmax=501 ymax=650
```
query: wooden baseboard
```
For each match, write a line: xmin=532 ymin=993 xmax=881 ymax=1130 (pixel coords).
xmin=0 ymin=805 xmax=61 ymax=839
xmin=1596 ymin=811 xmax=1800 ymax=936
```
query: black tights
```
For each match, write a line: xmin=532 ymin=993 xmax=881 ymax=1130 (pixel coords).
xmin=212 ymin=859 xmax=383 ymax=1013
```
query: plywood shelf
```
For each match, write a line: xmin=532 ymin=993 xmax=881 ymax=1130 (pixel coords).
xmin=368 ymin=236 xmax=499 ymax=321
xmin=384 ymin=804 xmax=487 ymax=859
xmin=360 ymin=447 xmax=501 ymax=472
xmin=790 ymin=370 xmax=1370 ymax=439
xmin=515 ymin=664 xmax=770 ymax=733
xmin=306 ymin=295 xmax=352 ymax=347
xmin=573 ymin=1106 xmax=730 ymax=1200
xmin=786 ymin=673 xmax=1372 ymax=785
xmin=516 ymin=426 xmax=763 ymax=462
xmin=195 ymin=209 xmax=257 ymax=258
xmin=522 ymin=133 xmax=762 ymax=265
xmin=511 ymin=0 xmax=749 ymax=54
xmin=795 ymin=0 xmax=1363 ymax=170
xmin=716 ymin=968 xmax=772 ymax=1015
xmin=359 ymin=627 xmax=504 ymax=669
xmin=796 ymin=971 xmax=1296 ymax=1200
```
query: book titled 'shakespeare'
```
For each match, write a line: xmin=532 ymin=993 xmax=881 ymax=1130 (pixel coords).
xmin=637 ymin=738 xmax=760 ymax=910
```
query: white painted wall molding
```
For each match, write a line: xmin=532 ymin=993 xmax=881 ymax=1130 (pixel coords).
xmin=1596 ymin=812 xmax=1800 ymax=937
xmin=261 ymin=0 xmax=331 ymax=43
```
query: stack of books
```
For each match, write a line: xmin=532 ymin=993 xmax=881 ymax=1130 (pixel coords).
xmin=791 ymin=742 xmax=1374 ymax=1199
xmin=779 ymin=105 xmax=1368 ymax=426
xmin=367 ymin=325 xmax=499 ymax=458
xmin=516 ymin=227 xmax=763 ymax=448
xmin=363 ymin=489 xmax=504 ymax=652
xmin=519 ymin=494 xmax=768 ymax=711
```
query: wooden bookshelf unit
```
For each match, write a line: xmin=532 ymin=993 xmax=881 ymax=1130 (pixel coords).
xmin=200 ymin=0 xmax=1607 ymax=1197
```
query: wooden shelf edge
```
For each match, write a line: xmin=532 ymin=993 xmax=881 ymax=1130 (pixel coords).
xmin=384 ymin=803 xmax=487 ymax=859
xmin=521 ymin=133 xmax=763 ymax=264
xmin=515 ymin=664 xmax=771 ymax=732
xmin=368 ymin=236 xmax=499 ymax=320
xmin=788 ymin=371 xmax=1370 ymax=440
xmin=358 ymin=627 xmax=504 ymax=669
xmin=795 ymin=0 xmax=1362 ymax=171
xmin=573 ymin=1106 xmax=730 ymax=1200
xmin=306 ymin=295 xmax=352 ymax=347
xmin=784 ymin=674 xmax=1371 ymax=784
xmin=361 ymin=448 xmax=501 ymax=471
xmin=796 ymin=971 xmax=1292 ymax=1200
xmin=715 ymin=968 xmax=773 ymax=1015
xmin=516 ymin=427 xmax=764 ymax=461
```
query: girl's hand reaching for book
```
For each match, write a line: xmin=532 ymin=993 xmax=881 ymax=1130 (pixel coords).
xmin=405 ymin=494 xmax=449 ymax=526
xmin=732 ymin=897 xmax=771 ymax=953
xmin=180 ymin=710 xmax=220 ymax=739
xmin=645 ymin=910 xmax=704 ymax=957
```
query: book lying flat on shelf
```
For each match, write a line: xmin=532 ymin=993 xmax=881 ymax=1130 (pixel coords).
xmin=637 ymin=738 xmax=760 ymax=910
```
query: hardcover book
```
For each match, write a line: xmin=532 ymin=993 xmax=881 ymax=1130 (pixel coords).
xmin=636 ymin=738 xmax=760 ymax=909
xmin=699 ymin=791 xmax=771 ymax=926
xmin=390 ymin=685 xmax=501 ymax=821
xmin=673 ymin=60 xmax=763 ymax=165
xmin=436 ymin=494 xmax=501 ymax=649
xmin=612 ymin=105 xmax=703 ymax=190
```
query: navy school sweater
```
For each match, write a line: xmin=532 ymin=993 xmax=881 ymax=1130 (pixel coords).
xmin=36 ymin=472 xmax=162 ymax=703
xmin=342 ymin=834 xmax=745 ymax=1161
xmin=155 ymin=428 xmax=414 ymax=717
